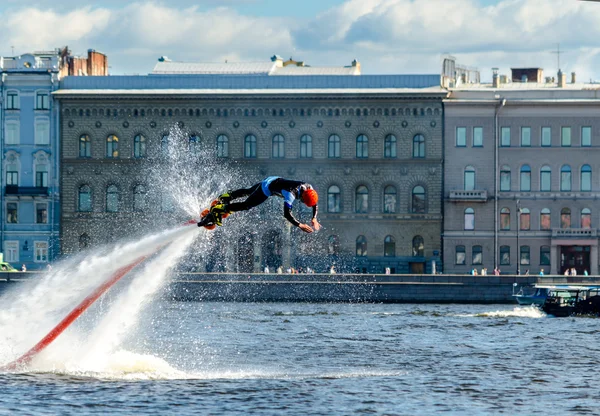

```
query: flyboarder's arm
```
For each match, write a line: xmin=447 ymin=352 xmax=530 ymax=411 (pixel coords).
xmin=311 ymin=205 xmax=321 ymax=231
xmin=284 ymin=205 xmax=314 ymax=233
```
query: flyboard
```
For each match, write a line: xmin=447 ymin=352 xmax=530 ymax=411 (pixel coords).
xmin=1 ymin=219 xmax=199 ymax=371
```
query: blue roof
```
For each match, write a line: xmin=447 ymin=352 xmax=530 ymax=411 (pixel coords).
xmin=59 ymin=74 xmax=441 ymax=90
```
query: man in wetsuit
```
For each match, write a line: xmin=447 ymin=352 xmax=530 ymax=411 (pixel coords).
xmin=206 ymin=176 xmax=321 ymax=233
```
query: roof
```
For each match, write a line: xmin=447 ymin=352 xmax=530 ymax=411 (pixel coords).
xmin=152 ymin=61 xmax=276 ymax=75
xmin=271 ymin=66 xmax=359 ymax=76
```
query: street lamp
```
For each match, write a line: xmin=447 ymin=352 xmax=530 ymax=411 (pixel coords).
xmin=516 ymin=199 xmax=521 ymax=275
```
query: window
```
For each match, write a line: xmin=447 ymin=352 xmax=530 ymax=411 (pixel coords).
xmin=561 ymin=208 xmax=571 ymax=228
xmin=464 ymin=166 xmax=475 ymax=191
xmin=79 ymin=135 xmax=91 ymax=158
xmin=272 ymin=134 xmax=285 ymax=158
xmin=473 ymin=127 xmax=483 ymax=147
xmin=355 ymin=185 xmax=369 ymax=213
xmin=520 ymin=208 xmax=530 ymax=230
xmin=327 ymin=185 xmax=341 ymax=213
xmin=106 ymin=135 xmax=119 ymax=158
xmin=35 ymin=164 xmax=48 ymax=187
xmin=6 ymin=160 xmax=19 ymax=186
xmin=34 ymin=241 xmax=48 ymax=263
xmin=412 ymin=186 xmax=426 ymax=213
xmin=521 ymin=127 xmax=531 ymax=146
xmin=161 ymin=134 xmax=169 ymax=156
xmin=520 ymin=246 xmax=530 ymax=265
xmin=456 ymin=127 xmax=466 ymax=147
xmin=6 ymin=202 xmax=18 ymax=223
xmin=35 ymin=119 xmax=50 ymax=145
xmin=384 ymin=236 xmax=396 ymax=257
xmin=561 ymin=127 xmax=571 ymax=147
xmin=464 ymin=208 xmax=475 ymax=230
xmin=501 ymin=127 xmax=511 ymax=147
xmin=79 ymin=234 xmax=90 ymax=250
xmin=540 ymin=246 xmax=551 ymax=265
xmin=541 ymin=166 xmax=551 ymax=191
xmin=413 ymin=236 xmax=424 ymax=256
xmin=36 ymin=203 xmax=48 ymax=224
xmin=133 ymin=185 xmax=147 ymax=212
xmin=133 ymin=134 xmax=146 ymax=158
xmin=500 ymin=245 xmax=510 ymax=265
xmin=541 ymin=208 xmax=551 ymax=230
xmin=581 ymin=208 xmax=592 ymax=229
xmin=413 ymin=134 xmax=425 ymax=158
xmin=541 ymin=127 xmax=552 ymax=147
xmin=581 ymin=165 xmax=592 ymax=192
xmin=455 ymin=245 xmax=466 ymax=265
xmin=472 ymin=245 xmax=483 ymax=265
xmin=4 ymin=241 xmax=18 ymax=262
xmin=300 ymin=134 xmax=312 ymax=158
xmin=500 ymin=165 xmax=511 ymax=191
xmin=106 ymin=185 xmax=119 ymax=212
xmin=356 ymin=236 xmax=367 ymax=256
xmin=217 ymin=135 xmax=229 ymax=158
xmin=356 ymin=134 xmax=368 ymax=158
xmin=561 ymin=165 xmax=571 ymax=191
xmin=520 ymin=165 xmax=531 ymax=192
xmin=383 ymin=185 xmax=397 ymax=213
xmin=500 ymin=208 xmax=510 ymax=230
xmin=328 ymin=134 xmax=341 ymax=158
xmin=6 ymin=121 xmax=19 ymax=145
xmin=384 ymin=134 xmax=397 ymax=158
xmin=189 ymin=135 xmax=199 ymax=155
xmin=582 ymin=127 xmax=592 ymax=147
xmin=6 ymin=91 xmax=19 ymax=110
xmin=78 ymin=185 xmax=92 ymax=212
xmin=244 ymin=134 xmax=257 ymax=158
xmin=36 ymin=92 xmax=49 ymax=110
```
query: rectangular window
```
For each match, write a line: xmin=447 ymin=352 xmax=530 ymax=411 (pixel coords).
xmin=521 ymin=127 xmax=531 ymax=146
xmin=520 ymin=246 xmax=530 ymax=265
xmin=501 ymin=127 xmax=511 ymax=147
xmin=456 ymin=127 xmax=466 ymax=147
xmin=6 ymin=122 xmax=19 ymax=145
xmin=6 ymin=92 xmax=19 ymax=110
xmin=540 ymin=246 xmax=550 ymax=265
xmin=561 ymin=127 xmax=571 ymax=147
xmin=541 ymin=127 xmax=552 ymax=147
xmin=36 ymin=203 xmax=48 ymax=224
xmin=35 ymin=120 xmax=50 ymax=145
xmin=455 ymin=246 xmax=466 ymax=265
xmin=472 ymin=246 xmax=482 ymax=265
xmin=34 ymin=241 xmax=48 ymax=262
xmin=473 ymin=127 xmax=483 ymax=147
xmin=6 ymin=170 xmax=18 ymax=186
xmin=582 ymin=126 xmax=592 ymax=147
xmin=6 ymin=202 xmax=18 ymax=223
xmin=36 ymin=93 xmax=49 ymax=110
xmin=4 ymin=241 xmax=18 ymax=262
xmin=500 ymin=246 xmax=510 ymax=265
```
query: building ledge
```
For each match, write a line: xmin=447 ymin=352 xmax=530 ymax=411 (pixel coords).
xmin=552 ymin=228 xmax=597 ymax=238
xmin=448 ymin=190 xmax=487 ymax=202
xmin=5 ymin=186 xmax=48 ymax=196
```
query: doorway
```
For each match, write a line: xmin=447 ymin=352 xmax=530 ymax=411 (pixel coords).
xmin=560 ymin=245 xmax=590 ymax=275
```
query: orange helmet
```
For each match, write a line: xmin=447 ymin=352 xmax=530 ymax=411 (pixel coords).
xmin=302 ymin=188 xmax=318 ymax=207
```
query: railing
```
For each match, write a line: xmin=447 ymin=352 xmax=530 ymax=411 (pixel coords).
xmin=448 ymin=190 xmax=488 ymax=201
xmin=5 ymin=186 xmax=48 ymax=196
xmin=552 ymin=228 xmax=597 ymax=238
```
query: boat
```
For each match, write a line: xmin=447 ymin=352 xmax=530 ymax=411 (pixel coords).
xmin=537 ymin=285 xmax=600 ymax=317
xmin=513 ymin=285 xmax=548 ymax=305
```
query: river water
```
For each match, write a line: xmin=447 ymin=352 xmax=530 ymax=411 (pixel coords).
xmin=0 ymin=301 xmax=598 ymax=415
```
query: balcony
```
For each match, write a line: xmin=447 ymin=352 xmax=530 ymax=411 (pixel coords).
xmin=5 ymin=186 xmax=48 ymax=196
xmin=552 ymin=228 xmax=597 ymax=238
xmin=448 ymin=190 xmax=488 ymax=202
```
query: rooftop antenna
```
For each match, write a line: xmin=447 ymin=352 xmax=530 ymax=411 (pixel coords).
xmin=11 ymin=45 xmax=14 ymax=55
xmin=551 ymin=43 xmax=563 ymax=71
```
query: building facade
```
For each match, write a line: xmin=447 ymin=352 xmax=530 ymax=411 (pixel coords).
xmin=55 ymin=68 xmax=446 ymax=273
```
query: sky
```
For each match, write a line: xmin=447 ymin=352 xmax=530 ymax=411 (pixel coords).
xmin=0 ymin=0 xmax=599 ymax=82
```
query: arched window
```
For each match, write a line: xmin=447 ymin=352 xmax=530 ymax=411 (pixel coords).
xmin=78 ymin=185 xmax=92 ymax=212
xmin=356 ymin=235 xmax=367 ymax=256
xmin=34 ymin=154 xmax=48 ymax=187
xmin=520 ymin=165 xmax=531 ymax=191
xmin=540 ymin=208 xmax=551 ymax=230
xmin=455 ymin=245 xmax=466 ymax=265
xmin=189 ymin=135 xmax=200 ymax=155
xmin=106 ymin=185 xmax=119 ymax=212
xmin=561 ymin=165 xmax=571 ymax=191
xmin=106 ymin=135 xmax=119 ymax=158
xmin=133 ymin=185 xmax=147 ymax=212
xmin=217 ymin=134 xmax=229 ymax=158
xmin=272 ymin=134 xmax=285 ymax=158
xmin=540 ymin=246 xmax=551 ymax=265
xmin=472 ymin=245 xmax=483 ymax=265
xmin=327 ymin=185 xmax=341 ymax=213
xmin=384 ymin=235 xmax=395 ymax=257
xmin=133 ymin=134 xmax=146 ymax=158
xmin=384 ymin=134 xmax=397 ymax=158
xmin=520 ymin=246 xmax=530 ymax=266
xmin=356 ymin=134 xmax=368 ymax=158
xmin=328 ymin=134 xmax=341 ymax=158
xmin=581 ymin=164 xmax=592 ymax=192
xmin=464 ymin=208 xmax=475 ymax=230
xmin=413 ymin=134 xmax=425 ymax=158
xmin=328 ymin=235 xmax=340 ymax=255
xmin=500 ymin=165 xmax=511 ymax=191
xmin=500 ymin=208 xmax=510 ymax=230
xmin=581 ymin=208 xmax=592 ymax=229
xmin=464 ymin=166 xmax=475 ymax=191
xmin=412 ymin=235 xmax=424 ymax=257
xmin=244 ymin=134 xmax=257 ymax=158
xmin=412 ymin=186 xmax=426 ymax=213
xmin=540 ymin=165 xmax=551 ymax=191
xmin=383 ymin=185 xmax=397 ymax=213
xmin=500 ymin=245 xmax=510 ymax=265
xmin=161 ymin=134 xmax=169 ymax=156
xmin=519 ymin=208 xmax=530 ymax=230
xmin=79 ymin=233 xmax=90 ymax=250
xmin=300 ymin=134 xmax=312 ymax=158
xmin=79 ymin=134 xmax=91 ymax=158
xmin=355 ymin=185 xmax=369 ymax=213
xmin=5 ymin=153 xmax=19 ymax=186
xmin=561 ymin=208 xmax=571 ymax=228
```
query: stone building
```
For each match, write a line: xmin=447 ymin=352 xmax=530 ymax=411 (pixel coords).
xmin=444 ymin=68 xmax=600 ymax=275
xmin=55 ymin=59 xmax=446 ymax=273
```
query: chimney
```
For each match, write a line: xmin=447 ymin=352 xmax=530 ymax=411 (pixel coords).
xmin=571 ymin=72 xmax=576 ymax=84
xmin=351 ymin=59 xmax=361 ymax=74
xmin=558 ymin=69 xmax=566 ymax=88
xmin=270 ymin=55 xmax=283 ymax=67
xmin=492 ymin=67 xmax=499 ymax=88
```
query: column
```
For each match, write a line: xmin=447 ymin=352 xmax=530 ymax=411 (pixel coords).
xmin=591 ymin=244 xmax=598 ymax=276
xmin=550 ymin=243 xmax=559 ymax=275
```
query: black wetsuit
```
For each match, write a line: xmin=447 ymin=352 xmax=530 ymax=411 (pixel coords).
xmin=226 ymin=177 xmax=318 ymax=227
